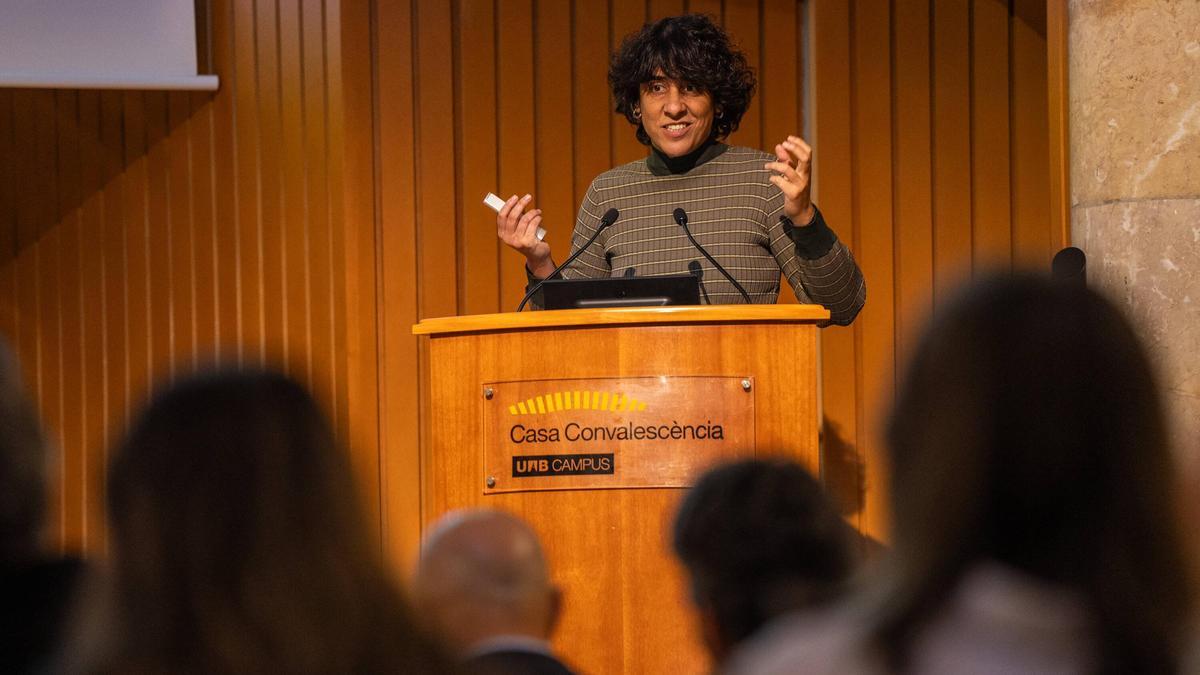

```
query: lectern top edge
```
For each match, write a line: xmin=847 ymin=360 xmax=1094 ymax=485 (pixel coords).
xmin=411 ymin=305 xmax=831 ymax=336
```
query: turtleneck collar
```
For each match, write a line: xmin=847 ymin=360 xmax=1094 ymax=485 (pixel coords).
xmin=646 ymin=138 xmax=728 ymax=176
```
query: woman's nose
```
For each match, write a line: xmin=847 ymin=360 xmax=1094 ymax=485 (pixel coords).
xmin=663 ymin=88 xmax=686 ymax=115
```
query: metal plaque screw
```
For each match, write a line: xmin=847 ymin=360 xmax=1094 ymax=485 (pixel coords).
xmin=486 ymin=476 xmax=497 ymax=488
xmin=484 ymin=387 xmax=494 ymax=400
xmin=741 ymin=378 xmax=752 ymax=392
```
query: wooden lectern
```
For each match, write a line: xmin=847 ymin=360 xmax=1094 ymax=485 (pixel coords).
xmin=412 ymin=305 xmax=828 ymax=673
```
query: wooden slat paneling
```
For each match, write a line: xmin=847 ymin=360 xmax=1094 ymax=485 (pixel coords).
xmin=805 ymin=0 xmax=1055 ymax=541
xmin=971 ymin=0 xmax=1013 ymax=269
xmin=456 ymin=0 xmax=501 ymax=315
xmin=233 ymin=0 xmax=263 ymax=363
xmin=121 ymin=92 xmax=152 ymax=410
xmin=301 ymin=0 xmax=336 ymax=410
xmin=1011 ymin=0 xmax=1052 ymax=265
xmin=415 ymin=0 xmax=458 ymax=321
xmin=851 ymin=0 xmax=896 ymax=538
xmin=1046 ymin=0 xmax=1070 ymax=248
xmin=650 ymin=0 xmax=686 ymax=20
xmin=0 ymin=8 xmax=1065 ymax=669
xmin=534 ymin=0 xmax=576 ymax=279
xmin=723 ymin=0 xmax=762 ymax=149
xmin=0 ymin=0 xmax=360 ymax=560
xmin=166 ymin=94 xmax=195 ymax=376
xmin=99 ymin=89 xmax=128 ymax=497
xmin=687 ymin=0 xmax=723 ymax=22
xmin=256 ymin=0 xmax=287 ymax=370
xmin=145 ymin=93 xmax=175 ymax=383
xmin=571 ymin=1 xmax=612 ymax=217
xmin=78 ymin=91 xmax=107 ymax=555
xmin=55 ymin=90 xmax=86 ymax=552
xmin=763 ymin=0 xmax=802 ymax=305
xmin=334 ymin=0 xmax=386 ymax=537
xmin=609 ymin=0 xmax=647 ymax=167
xmin=932 ymin=0 xmax=974 ymax=308
xmin=497 ymin=0 xmax=539 ymax=306
xmin=188 ymin=91 xmax=218 ymax=363
xmin=210 ymin=1 xmax=241 ymax=365
xmin=811 ymin=0 xmax=863 ymax=522
xmin=375 ymin=0 xmax=422 ymax=569
xmin=280 ymin=0 xmax=311 ymax=381
xmin=0 ymin=92 xmax=13 ymax=262
xmin=39 ymin=227 xmax=65 ymax=552
xmin=12 ymin=92 xmax=37 ymax=251
xmin=892 ymin=0 xmax=934 ymax=365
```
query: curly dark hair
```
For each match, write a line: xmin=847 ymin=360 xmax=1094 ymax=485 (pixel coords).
xmin=609 ymin=14 xmax=756 ymax=146
xmin=673 ymin=458 xmax=856 ymax=660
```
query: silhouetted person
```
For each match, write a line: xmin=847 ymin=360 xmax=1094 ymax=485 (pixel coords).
xmin=673 ymin=459 xmax=856 ymax=666
xmin=0 ymin=339 xmax=85 ymax=674
xmin=413 ymin=509 xmax=575 ymax=675
xmin=731 ymin=274 xmax=1197 ymax=674
xmin=66 ymin=370 xmax=449 ymax=674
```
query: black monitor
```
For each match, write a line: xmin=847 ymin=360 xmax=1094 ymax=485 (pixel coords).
xmin=540 ymin=274 xmax=701 ymax=310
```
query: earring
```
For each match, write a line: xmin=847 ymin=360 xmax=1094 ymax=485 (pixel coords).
xmin=715 ymin=107 xmax=724 ymax=119
xmin=632 ymin=108 xmax=641 ymax=119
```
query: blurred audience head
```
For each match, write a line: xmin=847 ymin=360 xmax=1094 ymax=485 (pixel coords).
xmin=673 ymin=458 xmax=856 ymax=663
xmin=0 ymin=338 xmax=48 ymax=565
xmin=85 ymin=369 xmax=446 ymax=673
xmin=875 ymin=273 xmax=1194 ymax=671
xmin=0 ymin=337 xmax=88 ymax=675
xmin=413 ymin=509 xmax=561 ymax=652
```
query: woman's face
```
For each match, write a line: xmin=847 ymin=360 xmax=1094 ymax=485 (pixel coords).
xmin=637 ymin=73 xmax=715 ymax=157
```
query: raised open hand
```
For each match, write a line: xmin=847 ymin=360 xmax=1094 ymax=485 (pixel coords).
xmin=764 ymin=135 xmax=816 ymax=225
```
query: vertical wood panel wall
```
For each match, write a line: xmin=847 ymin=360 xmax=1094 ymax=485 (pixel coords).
xmin=373 ymin=0 xmax=1059 ymax=554
xmin=371 ymin=0 xmax=814 ymax=567
xmin=0 ymin=0 xmax=1061 ymax=568
xmin=813 ymin=0 xmax=1059 ymax=538
xmin=0 ymin=0 xmax=357 ymax=556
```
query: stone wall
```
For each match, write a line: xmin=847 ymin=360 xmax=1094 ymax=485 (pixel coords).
xmin=1070 ymin=0 xmax=1200 ymax=458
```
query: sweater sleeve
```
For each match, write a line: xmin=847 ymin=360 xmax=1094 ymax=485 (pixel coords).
xmin=765 ymin=203 xmax=866 ymax=326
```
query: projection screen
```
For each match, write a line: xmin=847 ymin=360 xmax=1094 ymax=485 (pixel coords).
xmin=0 ymin=0 xmax=218 ymax=90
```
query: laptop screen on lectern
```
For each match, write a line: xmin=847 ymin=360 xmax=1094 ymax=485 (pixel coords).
xmin=540 ymin=275 xmax=701 ymax=310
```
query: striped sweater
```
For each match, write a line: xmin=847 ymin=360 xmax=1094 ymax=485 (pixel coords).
xmin=547 ymin=144 xmax=866 ymax=325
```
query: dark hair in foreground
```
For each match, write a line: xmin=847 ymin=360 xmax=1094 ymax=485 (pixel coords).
xmin=85 ymin=370 xmax=447 ymax=674
xmin=609 ymin=14 xmax=756 ymax=146
xmin=871 ymin=274 xmax=1195 ymax=672
xmin=0 ymin=339 xmax=48 ymax=564
xmin=674 ymin=458 xmax=855 ymax=658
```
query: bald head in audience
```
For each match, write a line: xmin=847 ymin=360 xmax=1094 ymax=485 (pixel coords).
xmin=414 ymin=509 xmax=562 ymax=652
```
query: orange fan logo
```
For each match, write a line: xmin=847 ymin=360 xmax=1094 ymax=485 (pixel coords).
xmin=508 ymin=391 xmax=648 ymax=415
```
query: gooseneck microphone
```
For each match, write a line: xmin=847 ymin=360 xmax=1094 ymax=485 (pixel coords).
xmin=516 ymin=208 xmax=620 ymax=312
xmin=672 ymin=207 xmax=751 ymax=304
xmin=687 ymin=260 xmax=712 ymax=304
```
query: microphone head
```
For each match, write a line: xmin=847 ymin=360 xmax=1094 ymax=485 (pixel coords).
xmin=1052 ymin=246 xmax=1087 ymax=285
xmin=687 ymin=260 xmax=703 ymax=278
xmin=600 ymin=208 xmax=620 ymax=227
xmin=673 ymin=208 xmax=688 ymax=226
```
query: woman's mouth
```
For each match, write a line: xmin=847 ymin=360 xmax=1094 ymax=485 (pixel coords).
xmin=663 ymin=122 xmax=692 ymax=139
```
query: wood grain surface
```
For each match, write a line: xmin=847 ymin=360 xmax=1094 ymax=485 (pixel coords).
xmin=420 ymin=314 xmax=821 ymax=673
